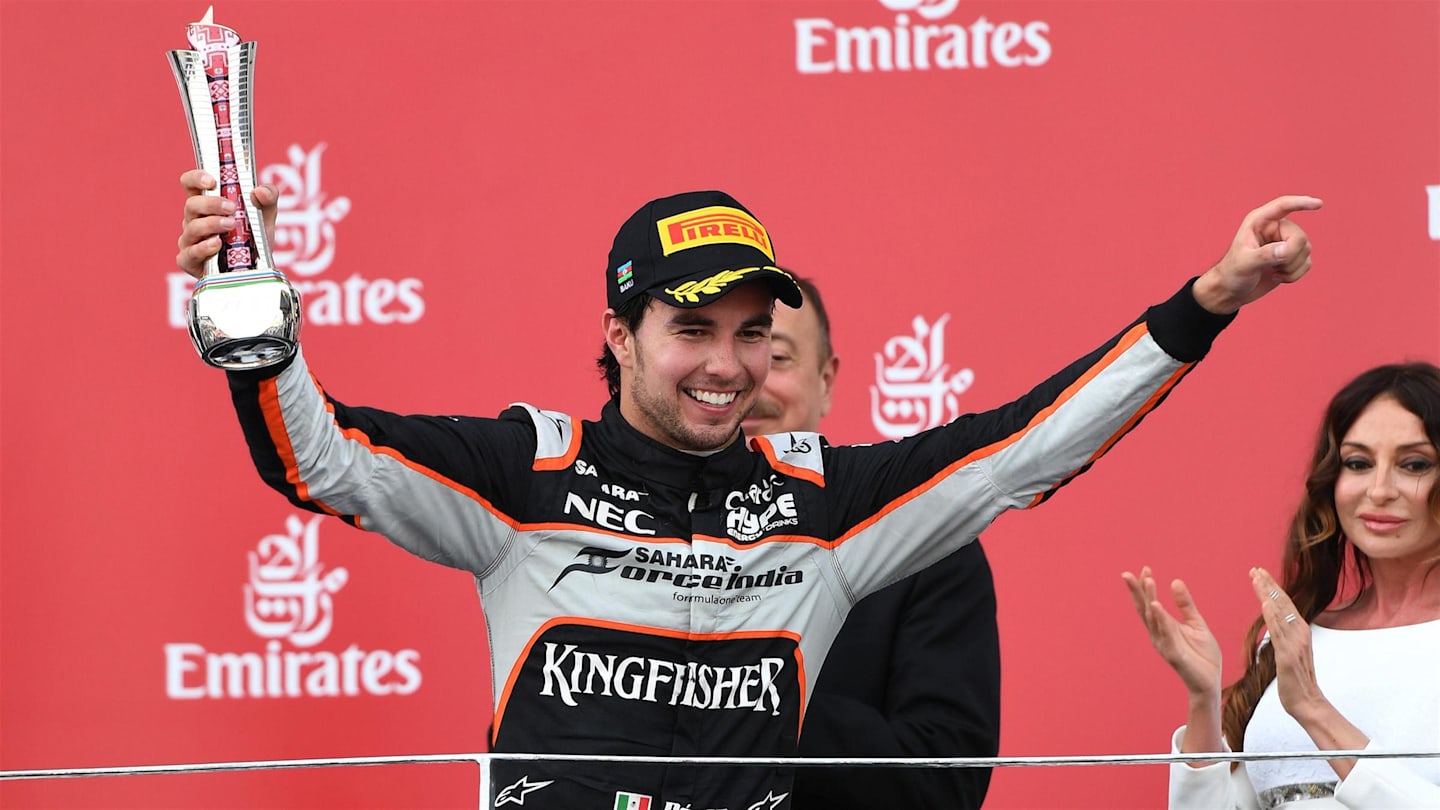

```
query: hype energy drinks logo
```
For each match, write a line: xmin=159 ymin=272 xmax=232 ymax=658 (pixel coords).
xmin=871 ymin=314 xmax=974 ymax=440
xmin=166 ymin=143 xmax=426 ymax=328
xmin=795 ymin=0 xmax=1051 ymax=74
xmin=164 ymin=514 xmax=422 ymax=699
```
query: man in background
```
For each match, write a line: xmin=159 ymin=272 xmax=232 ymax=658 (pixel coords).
xmin=743 ymin=278 xmax=1001 ymax=809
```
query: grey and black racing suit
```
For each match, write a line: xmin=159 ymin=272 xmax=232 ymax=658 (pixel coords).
xmin=226 ymin=280 xmax=1232 ymax=809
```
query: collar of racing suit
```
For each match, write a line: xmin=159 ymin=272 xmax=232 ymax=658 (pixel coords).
xmin=592 ymin=400 xmax=759 ymax=496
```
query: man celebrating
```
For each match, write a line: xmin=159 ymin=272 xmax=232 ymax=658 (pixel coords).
xmin=743 ymin=278 xmax=1001 ymax=809
xmin=178 ymin=178 xmax=1319 ymax=809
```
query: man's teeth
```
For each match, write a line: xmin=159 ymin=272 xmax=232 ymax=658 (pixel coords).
xmin=688 ymin=389 xmax=737 ymax=406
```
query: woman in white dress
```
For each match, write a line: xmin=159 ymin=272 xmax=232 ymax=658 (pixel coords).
xmin=1124 ymin=362 xmax=1440 ymax=809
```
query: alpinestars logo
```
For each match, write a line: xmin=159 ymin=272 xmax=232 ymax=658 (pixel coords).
xmin=167 ymin=143 xmax=427 ymax=328
xmin=747 ymin=792 xmax=790 ymax=810
xmin=495 ymin=775 xmax=554 ymax=806
xmin=796 ymin=0 xmax=1051 ymax=74
xmin=164 ymin=514 xmax=422 ymax=699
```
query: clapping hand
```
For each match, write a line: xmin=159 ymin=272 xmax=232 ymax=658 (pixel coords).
xmin=1123 ymin=566 xmax=1223 ymax=699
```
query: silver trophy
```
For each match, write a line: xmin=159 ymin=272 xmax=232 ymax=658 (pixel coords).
xmin=169 ymin=7 xmax=299 ymax=370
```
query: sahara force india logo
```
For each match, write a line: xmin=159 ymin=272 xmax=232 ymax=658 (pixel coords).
xmin=166 ymin=143 xmax=426 ymax=328
xmin=549 ymin=545 xmax=799 ymax=596
xmin=164 ymin=514 xmax=422 ymax=699
xmin=795 ymin=0 xmax=1051 ymax=74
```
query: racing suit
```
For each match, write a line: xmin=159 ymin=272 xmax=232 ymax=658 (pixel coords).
xmin=226 ymin=281 xmax=1232 ymax=809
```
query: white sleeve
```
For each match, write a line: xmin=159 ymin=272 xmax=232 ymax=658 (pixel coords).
xmin=1167 ymin=726 xmax=1262 ymax=810
xmin=1334 ymin=739 xmax=1440 ymax=808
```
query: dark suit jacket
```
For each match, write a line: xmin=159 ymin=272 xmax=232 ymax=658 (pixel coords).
xmin=792 ymin=539 xmax=1001 ymax=810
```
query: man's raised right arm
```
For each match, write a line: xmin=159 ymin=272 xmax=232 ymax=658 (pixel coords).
xmin=176 ymin=170 xmax=524 ymax=575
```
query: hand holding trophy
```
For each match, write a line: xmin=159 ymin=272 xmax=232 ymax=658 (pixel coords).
xmin=169 ymin=6 xmax=299 ymax=370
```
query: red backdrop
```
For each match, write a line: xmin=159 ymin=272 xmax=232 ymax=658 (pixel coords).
xmin=3 ymin=1 xmax=1438 ymax=808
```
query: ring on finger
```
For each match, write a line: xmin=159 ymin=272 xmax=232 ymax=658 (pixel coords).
xmin=1284 ymin=613 xmax=1297 ymax=624
xmin=1269 ymin=589 xmax=1281 ymax=601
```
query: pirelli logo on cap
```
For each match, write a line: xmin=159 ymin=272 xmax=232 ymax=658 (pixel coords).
xmin=656 ymin=206 xmax=774 ymax=260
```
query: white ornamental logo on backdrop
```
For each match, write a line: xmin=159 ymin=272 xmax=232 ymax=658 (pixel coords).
xmin=260 ymin=144 xmax=351 ymax=279
xmin=164 ymin=514 xmax=422 ymax=699
xmin=871 ymin=314 xmax=974 ymax=439
xmin=244 ymin=513 xmax=348 ymax=647
xmin=166 ymin=143 xmax=426 ymax=329
xmin=795 ymin=0 xmax=1052 ymax=75
xmin=1428 ymin=184 xmax=1439 ymax=241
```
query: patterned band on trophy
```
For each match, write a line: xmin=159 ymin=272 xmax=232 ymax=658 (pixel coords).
xmin=168 ymin=6 xmax=299 ymax=370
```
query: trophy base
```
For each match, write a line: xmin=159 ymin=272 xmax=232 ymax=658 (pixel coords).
xmin=196 ymin=336 xmax=299 ymax=370
xmin=188 ymin=270 xmax=302 ymax=371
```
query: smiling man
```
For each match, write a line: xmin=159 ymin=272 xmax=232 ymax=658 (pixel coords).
xmin=178 ymin=180 xmax=1320 ymax=809
xmin=598 ymin=194 xmax=800 ymax=452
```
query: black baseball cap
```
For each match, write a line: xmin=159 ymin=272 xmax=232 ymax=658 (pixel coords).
xmin=607 ymin=191 xmax=804 ymax=311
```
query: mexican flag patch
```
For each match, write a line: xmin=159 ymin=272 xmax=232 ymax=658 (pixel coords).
xmin=614 ymin=791 xmax=652 ymax=810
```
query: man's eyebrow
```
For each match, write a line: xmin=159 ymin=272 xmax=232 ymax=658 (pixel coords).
xmin=668 ymin=311 xmax=716 ymax=327
xmin=666 ymin=311 xmax=773 ymax=329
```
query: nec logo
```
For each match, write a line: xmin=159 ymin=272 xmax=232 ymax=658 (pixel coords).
xmin=564 ymin=493 xmax=656 ymax=535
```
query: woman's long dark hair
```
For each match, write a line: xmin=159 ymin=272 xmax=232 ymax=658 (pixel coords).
xmin=1221 ymin=362 xmax=1440 ymax=757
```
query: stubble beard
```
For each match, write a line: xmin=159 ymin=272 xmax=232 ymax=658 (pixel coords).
xmin=630 ymin=355 xmax=745 ymax=453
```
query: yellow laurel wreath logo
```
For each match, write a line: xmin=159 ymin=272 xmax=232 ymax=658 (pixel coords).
xmin=664 ymin=268 xmax=761 ymax=304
